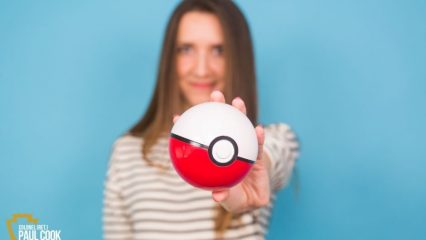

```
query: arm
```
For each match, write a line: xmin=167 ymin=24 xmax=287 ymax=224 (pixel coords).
xmin=263 ymin=123 xmax=300 ymax=192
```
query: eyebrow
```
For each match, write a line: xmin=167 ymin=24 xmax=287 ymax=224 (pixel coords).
xmin=176 ymin=42 xmax=193 ymax=46
xmin=176 ymin=41 xmax=224 ymax=46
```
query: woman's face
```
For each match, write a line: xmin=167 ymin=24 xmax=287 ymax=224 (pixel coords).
xmin=176 ymin=11 xmax=226 ymax=106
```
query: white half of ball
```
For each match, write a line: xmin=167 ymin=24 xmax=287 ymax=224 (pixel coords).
xmin=171 ymin=102 xmax=258 ymax=162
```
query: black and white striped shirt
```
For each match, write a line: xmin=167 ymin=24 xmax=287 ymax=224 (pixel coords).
xmin=103 ymin=123 xmax=299 ymax=240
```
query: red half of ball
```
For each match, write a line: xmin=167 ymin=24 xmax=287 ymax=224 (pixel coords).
xmin=169 ymin=137 xmax=253 ymax=190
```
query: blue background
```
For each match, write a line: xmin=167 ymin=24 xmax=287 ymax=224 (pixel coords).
xmin=1 ymin=0 xmax=425 ymax=239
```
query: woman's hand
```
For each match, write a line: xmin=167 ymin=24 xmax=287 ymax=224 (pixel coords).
xmin=208 ymin=91 xmax=271 ymax=214
xmin=173 ymin=90 xmax=271 ymax=214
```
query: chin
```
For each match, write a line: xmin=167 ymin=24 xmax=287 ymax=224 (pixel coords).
xmin=188 ymin=96 xmax=211 ymax=106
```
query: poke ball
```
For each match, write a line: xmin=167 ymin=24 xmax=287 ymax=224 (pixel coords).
xmin=169 ymin=102 xmax=258 ymax=190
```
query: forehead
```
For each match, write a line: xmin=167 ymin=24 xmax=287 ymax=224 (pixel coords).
xmin=177 ymin=11 xmax=224 ymax=44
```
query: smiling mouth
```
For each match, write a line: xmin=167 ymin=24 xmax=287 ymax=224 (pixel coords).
xmin=190 ymin=82 xmax=215 ymax=89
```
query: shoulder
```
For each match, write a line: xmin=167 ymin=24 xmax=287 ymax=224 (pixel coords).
xmin=112 ymin=134 xmax=143 ymax=150
xmin=109 ymin=134 xmax=143 ymax=164
xmin=263 ymin=122 xmax=299 ymax=153
xmin=264 ymin=123 xmax=296 ymax=138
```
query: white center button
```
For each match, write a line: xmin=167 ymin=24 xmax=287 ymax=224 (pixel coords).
xmin=212 ymin=139 xmax=235 ymax=164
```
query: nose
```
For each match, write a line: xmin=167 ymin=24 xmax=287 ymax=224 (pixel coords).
xmin=194 ymin=51 xmax=209 ymax=78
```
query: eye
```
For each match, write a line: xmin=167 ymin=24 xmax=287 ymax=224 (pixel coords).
xmin=177 ymin=44 xmax=193 ymax=55
xmin=212 ymin=45 xmax=224 ymax=56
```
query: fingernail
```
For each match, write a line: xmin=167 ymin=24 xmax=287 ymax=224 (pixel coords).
xmin=234 ymin=97 xmax=243 ymax=104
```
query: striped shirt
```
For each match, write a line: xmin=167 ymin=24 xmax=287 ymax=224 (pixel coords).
xmin=103 ymin=123 xmax=299 ymax=240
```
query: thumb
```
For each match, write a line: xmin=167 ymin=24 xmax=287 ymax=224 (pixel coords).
xmin=212 ymin=189 xmax=230 ymax=202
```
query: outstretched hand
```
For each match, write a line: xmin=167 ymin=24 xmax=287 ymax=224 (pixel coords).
xmin=173 ymin=90 xmax=271 ymax=214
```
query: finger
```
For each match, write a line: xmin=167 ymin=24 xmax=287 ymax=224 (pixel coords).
xmin=231 ymin=97 xmax=247 ymax=115
xmin=255 ymin=125 xmax=265 ymax=160
xmin=212 ymin=189 xmax=230 ymax=202
xmin=173 ymin=114 xmax=180 ymax=124
xmin=210 ymin=90 xmax=225 ymax=103
xmin=255 ymin=125 xmax=265 ymax=146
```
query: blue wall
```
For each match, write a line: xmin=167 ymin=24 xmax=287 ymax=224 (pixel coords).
xmin=1 ymin=1 xmax=425 ymax=239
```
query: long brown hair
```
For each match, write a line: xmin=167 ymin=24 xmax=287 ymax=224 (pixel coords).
xmin=128 ymin=0 xmax=258 ymax=237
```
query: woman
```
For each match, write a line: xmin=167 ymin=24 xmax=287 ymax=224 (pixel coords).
xmin=103 ymin=0 xmax=299 ymax=239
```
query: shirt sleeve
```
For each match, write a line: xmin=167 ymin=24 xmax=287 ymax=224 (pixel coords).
xmin=103 ymin=141 xmax=133 ymax=240
xmin=263 ymin=123 xmax=300 ymax=192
